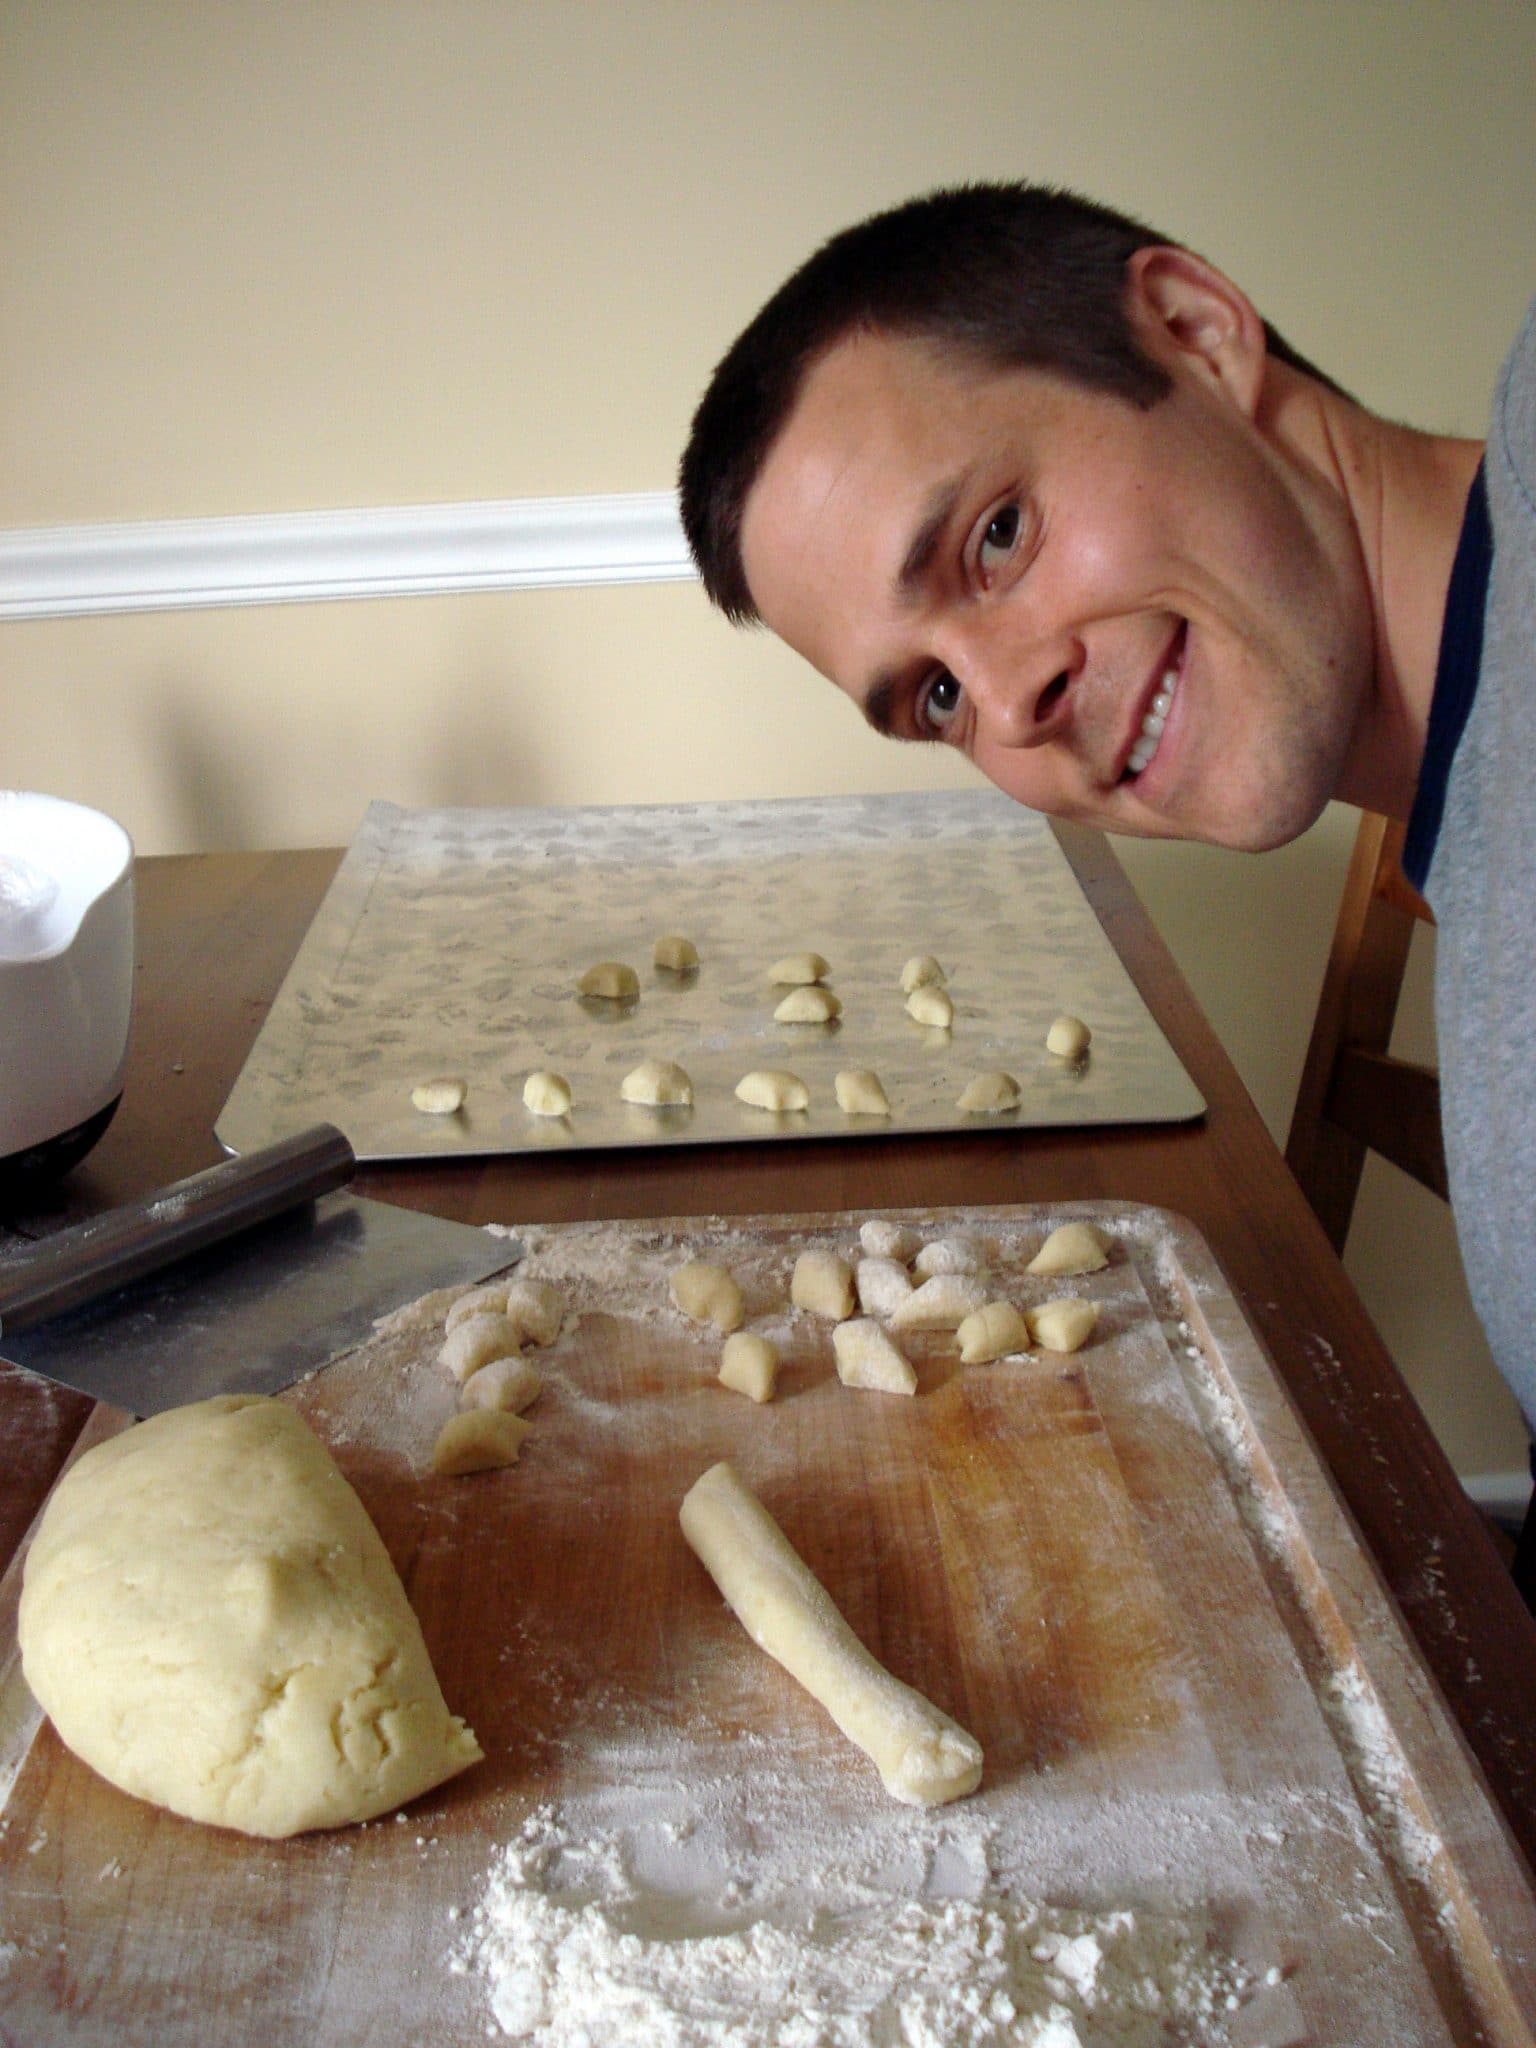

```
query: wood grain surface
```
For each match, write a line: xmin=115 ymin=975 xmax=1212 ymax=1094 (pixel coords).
xmin=2 ymin=1205 xmax=1533 ymax=2046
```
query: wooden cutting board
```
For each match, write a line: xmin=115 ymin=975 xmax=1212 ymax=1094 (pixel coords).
xmin=1 ymin=1203 xmax=1533 ymax=2045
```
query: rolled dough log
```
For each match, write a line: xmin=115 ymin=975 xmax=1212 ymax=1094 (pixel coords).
xmin=679 ymin=1461 xmax=982 ymax=1807
xmin=18 ymin=1396 xmax=480 ymax=1838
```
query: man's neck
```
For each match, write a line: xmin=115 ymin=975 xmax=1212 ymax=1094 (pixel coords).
xmin=1264 ymin=363 xmax=1484 ymax=820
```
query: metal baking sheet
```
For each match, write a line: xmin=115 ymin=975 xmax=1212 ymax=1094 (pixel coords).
xmin=216 ymin=792 xmax=1203 ymax=1160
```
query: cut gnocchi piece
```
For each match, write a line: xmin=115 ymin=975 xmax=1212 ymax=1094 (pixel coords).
xmin=1046 ymin=1014 xmax=1092 ymax=1061
xmin=1028 ymin=1298 xmax=1101 ymax=1353
xmin=856 ymin=1256 xmax=914 ymax=1319
xmin=523 ymin=1070 xmax=572 ymax=1117
xmin=957 ymin=1071 xmax=1020 ymax=1114
xmin=956 ymin=1301 xmax=1032 ymax=1364
xmin=438 ymin=1312 xmax=522 ymax=1386
xmin=835 ymin=1069 xmax=891 ymax=1115
xmin=768 ymin=951 xmax=830 ymax=985
xmin=859 ymin=1219 xmax=920 ymax=1263
xmin=502 ymin=1279 xmax=566 ymax=1348
xmin=718 ymin=1332 xmax=780 ymax=1403
xmin=735 ymin=1069 xmax=809 ymax=1113
xmin=889 ymin=1273 xmax=988 ymax=1331
xmin=459 ymin=1355 xmax=543 ymax=1414
xmin=670 ymin=1259 xmax=746 ymax=1333
xmin=899 ymin=955 xmax=946 ymax=993
xmin=774 ymin=985 xmax=842 ymax=1025
xmin=913 ymin=1235 xmax=984 ymax=1278
xmin=833 ymin=1318 xmax=917 ymax=1396
xmin=1026 ymin=1221 xmax=1111 ymax=1277
xmin=621 ymin=1058 xmax=695 ymax=1107
xmin=578 ymin=961 xmax=639 ymax=1001
xmin=430 ymin=1409 xmax=530 ymax=1476
xmin=445 ymin=1281 xmax=510 ymax=1332
xmin=905 ymin=985 xmax=954 ymax=1029
xmin=653 ymin=934 xmax=699 ymax=972
xmin=411 ymin=1078 xmax=465 ymax=1115
xmin=790 ymin=1249 xmax=856 ymax=1320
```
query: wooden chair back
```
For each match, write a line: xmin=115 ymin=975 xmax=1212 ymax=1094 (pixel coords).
xmin=1285 ymin=810 xmax=1447 ymax=1253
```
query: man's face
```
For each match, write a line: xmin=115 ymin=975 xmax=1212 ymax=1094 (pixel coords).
xmin=738 ymin=320 xmax=1375 ymax=850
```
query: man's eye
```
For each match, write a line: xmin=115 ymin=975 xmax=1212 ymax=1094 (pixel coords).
xmin=978 ymin=504 xmax=1021 ymax=578
xmin=919 ymin=672 xmax=964 ymax=734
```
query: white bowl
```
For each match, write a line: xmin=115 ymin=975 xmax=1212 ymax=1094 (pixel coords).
xmin=0 ymin=792 xmax=135 ymax=1183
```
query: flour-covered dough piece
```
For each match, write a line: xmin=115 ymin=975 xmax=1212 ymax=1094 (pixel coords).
xmin=680 ymin=1461 xmax=981 ymax=1806
xmin=430 ymin=1409 xmax=530 ymax=1476
xmin=438 ymin=1312 xmax=521 ymax=1386
xmin=957 ymin=1072 xmax=1020 ymax=1114
xmin=1029 ymin=1298 xmax=1101 ymax=1353
xmin=832 ymin=1317 xmax=917 ymax=1396
xmin=459 ymin=1355 xmax=543 ymax=1414
xmin=768 ymin=952 xmax=830 ymax=986
xmin=1027 ymin=1222 xmax=1111 ymax=1277
xmin=835 ymin=1069 xmax=890 ymax=1115
xmin=957 ymin=1301 xmax=1033 ymax=1364
xmin=889 ymin=1273 xmax=987 ymax=1331
xmin=445 ymin=1281 xmax=510 ymax=1332
xmin=899 ymin=955 xmax=946 ymax=993
xmin=791 ymin=1249 xmax=856 ymax=1320
xmin=578 ymin=961 xmax=639 ymax=1001
xmin=859 ymin=1219 xmax=920 ymax=1263
xmin=621 ymin=1058 xmax=694 ymax=1106
xmin=913 ymin=1235 xmax=984 ymax=1278
xmin=774 ymin=985 xmax=842 ymax=1025
xmin=18 ymin=1396 xmax=481 ymax=1838
xmin=905 ymin=986 xmax=954 ymax=1028
xmin=411 ymin=1078 xmax=465 ymax=1115
xmin=718 ymin=1332 xmax=780 ymax=1403
xmin=523 ymin=1071 xmax=572 ymax=1117
xmin=1046 ymin=1014 xmax=1092 ymax=1060
xmin=671 ymin=1259 xmax=746 ymax=1333
xmin=502 ymin=1278 xmax=566 ymax=1348
xmin=856 ymin=1256 xmax=914 ymax=1319
xmin=654 ymin=934 xmax=699 ymax=972
xmin=735 ymin=1069 xmax=809 ymax=1112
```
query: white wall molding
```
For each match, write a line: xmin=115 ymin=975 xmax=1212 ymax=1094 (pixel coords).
xmin=0 ymin=491 xmax=696 ymax=620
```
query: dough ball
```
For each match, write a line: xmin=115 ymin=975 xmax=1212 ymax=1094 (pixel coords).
xmin=899 ymin=955 xmax=946 ymax=993
xmin=1028 ymin=1298 xmax=1101 ymax=1354
xmin=621 ymin=1058 xmax=695 ymax=1106
xmin=904 ymin=985 xmax=954 ymax=1029
xmin=578 ymin=961 xmax=639 ymax=1001
xmin=859 ymin=1219 xmax=920 ymax=1263
xmin=735 ymin=1069 xmax=809 ymax=1113
xmin=430 ymin=1409 xmax=530 ymax=1476
xmin=671 ymin=1259 xmax=745 ymax=1333
xmin=913 ymin=1235 xmax=984 ymax=1278
xmin=790 ymin=1249 xmax=856 ymax=1320
xmin=718 ymin=1332 xmax=780 ymax=1403
xmin=1046 ymin=1014 xmax=1092 ymax=1061
xmin=774 ymin=985 xmax=842 ymax=1025
xmin=411 ymin=1078 xmax=465 ymax=1115
xmin=654 ymin=934 xmax=699 ymax=973
xmin=832 ymin=1318 xmax=917 ymax=1396
xmin=17 ymin=1396 xmax=480 ymax=1838
xmin=438 ymin=1312 xmax=521 ymax=1386
xmin=768 ymin=951 xmax=830 ymax=986
xmin=1026 ymin=1221 xmax=1111 ymax=1277
xmin=856 ymin=1256 xmax=914 ymax=1319
xmin=502 ymin=1278 xmax=566 ymax=1348
xmin=835 ymin=1069 xmax=891 ymax=1116
xmin=459 ymin=1355 xmax=543 ymax=1415
xmin=957 ymin=1301 xmax=1032 ymax=1364
xmin=957 ymin=1072 xmax=1020 ymax=1115
xmin=889 ymin=1273 xmax=988 ymax=1331
xmin=444 ymin=1281 xmax=510 ymax=1332
xmin=523 ymin=1070 xmax=572 ymax=1117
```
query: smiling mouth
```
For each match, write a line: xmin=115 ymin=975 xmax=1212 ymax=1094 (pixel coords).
xmin=1123 ymin=623 xmax=1186 ymax=781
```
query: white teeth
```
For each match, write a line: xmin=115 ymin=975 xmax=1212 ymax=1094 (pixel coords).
xmin=1127 ymin=661 xmax=1180 ymax=778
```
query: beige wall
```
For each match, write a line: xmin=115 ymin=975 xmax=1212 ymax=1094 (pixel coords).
xmin=4 ymin=0 xmax=1533 ymax=1477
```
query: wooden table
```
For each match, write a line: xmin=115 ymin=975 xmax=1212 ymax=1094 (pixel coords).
xmin=5 ymin=825 xmax=1535 ymax=1886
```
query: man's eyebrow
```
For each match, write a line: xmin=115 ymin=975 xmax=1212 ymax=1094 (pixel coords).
xmin=894 ymin=478 xmax=965 ymax=600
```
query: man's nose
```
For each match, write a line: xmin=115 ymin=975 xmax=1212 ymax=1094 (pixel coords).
xmin=940 ymin=619 xmax=1082 ymax=748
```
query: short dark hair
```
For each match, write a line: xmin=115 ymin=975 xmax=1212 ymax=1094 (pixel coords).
xmin=679 ymin=181 xmax=1333 ymax=622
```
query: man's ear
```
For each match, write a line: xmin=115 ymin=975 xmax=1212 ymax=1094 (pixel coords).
xmin=1124 ymin=245 xmax=1268 ymax=416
